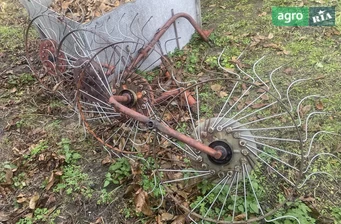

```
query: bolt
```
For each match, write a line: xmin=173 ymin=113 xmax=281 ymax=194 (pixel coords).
xmin=234 ymin=166 xmax=241 ymax=172
xmin=126 ymin=78 xmax=132 ymax=84
xmin=217 ymin=126 xmax=223 ymax=131
xmin=226 ymin=127 xmax=232 ymax=133
xmin=142 ymin=97 xmax=148 ymax=103
xmin=240 ymin=157 xmax=247 ymax=164
xmin=142 ymin=90 xmax=147 ymax=95
xmin=138 ymin=84 xmax=144 ymax=90
xmin=239 ymin=140 xmax=246 ymax=147
xmin=202 ymin=163 xmax=208 ymax=170
xmin=227 ymin=171 xmax=233 ymax=177
xmin=196 ymin=156 xmax=203 ymax=162
xmin=241 ymin=149 xmax=248 ymax=156
xmin=141 ymin=104 xmax=147 ymax=109
xmin=233 ymin=132 xmax=240 ymax=138
xmin=115 ymin=82 xmax=120 ymax=88
xmin=218 ymin=172 xmax=225 ymax=178
xmin=208 ymin=127 xmax=214 ymax=133
xmin=133 ymin=80 xmax=138 ymax=86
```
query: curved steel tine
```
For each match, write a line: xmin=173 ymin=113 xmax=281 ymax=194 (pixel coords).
xmin=298 ymin=171 xmax=337 ymax=189
xmin=118 ymin=13 xmax=134 ymax=41
xmin=265 ymin=215 xmax=301 ymax=224
xmin=129 ymin=13 xmax=146 ymax=47
xmin=141 ymin=16 xmax=153 ymax=42
xmin=286 ymin=78 xmax=312 ymax=111
xmin=303 ymin=152 xmax=341 ymax=174
xmin=252 ymin=55 xmax=269 ymax=89
xmin=305 ymin=131 xmax=341 ymax=158
xmin=296 ymin=95 xmax=324 ymax=127
xmin=269 ymin=65 xmax=283 ymax=99
xmin=164 ymin=37 xmax=181 ymax=54
xmin=303 ymin=112 xmax=329 ymax=142
xmin=218 ymin=48 xmax=240 ymax=78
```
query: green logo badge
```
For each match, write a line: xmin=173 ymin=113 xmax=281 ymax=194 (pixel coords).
xmin=309 ymin=7 xmax=335 ymax=26
xmin=272 ymin=6 xmax=335 ymax=26
xmin=272 ymin=7 xmax=309 ymax=26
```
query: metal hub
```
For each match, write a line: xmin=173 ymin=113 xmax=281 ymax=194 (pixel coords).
xmin=112 ymin=73 xmax=153 ymax=117
xmin=207 ymin=141 xmax=233 ymax=165
xmin=39 ymin=39 xmax=66 ymax=75
xmin=193 ymin=117 xmax=257 ymax=179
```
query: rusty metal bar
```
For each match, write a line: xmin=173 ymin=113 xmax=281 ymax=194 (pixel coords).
xmin=109 ymin=96 xmax=222 ymax=160
xmin=112 ymin=94 xmax=131 ymax=104
xmin=127 ymin=12 xmax=211 ymax=72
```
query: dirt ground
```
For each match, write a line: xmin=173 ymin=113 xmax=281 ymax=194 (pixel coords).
xmin=1 ymin=0 xmax=341 ymax=224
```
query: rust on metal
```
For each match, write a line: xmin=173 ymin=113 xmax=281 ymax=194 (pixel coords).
xmin=109 ymin=95 xmax=223 ymax=160
xmin=39 ymin=39 xmax=66 ymax=75
xmin=127 ymin=12 xmax=212 ymax=72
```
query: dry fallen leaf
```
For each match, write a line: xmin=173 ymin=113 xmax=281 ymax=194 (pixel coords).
xmin=0 ymin=212 xmax=10 ymax=222
xmin=161 ymin=212 xmax=175 ymax=221
xmin=268 ymin=33 xmax=274 ymax=39
xmin=90 ymin=217 xmax=104 ymax=224
xmin=101 ymin=155 xmax=113 ymax=165
xmin=315 ymin=100 xmax=324 ymax=110
xmin=219 ymin=91 xmax=228 ymax=98
xmin=234 ymin=213 xmax=246 ymax=221
xmin=171 ymin=215 xmax=186 ymax=224
xmin=260 ymin=94 xmax=269 ymax=101
xmin=46 ymin=172 xmax=55 ymax=191
xmin=258 ymin=11 xmax=267 ymax=17
xmin=210 ymin=84 xmax=222 ymax=92
xmin=5 ymin=170 xmax=13 ymax=185
xmin=50 ymin=0 xmax=135 ymax=23
xmin=300 ymin=104 xmax=312 ymax=117
xmin=251 ymin=103 xmax=267 ymax=109
xmin=263 ymin=43 xmax=282 ymax=50
xmin=300 ymin=195 xmax=315 ymax=203
xmin=29 ymin=193 xmax=40 ymax=210
xmin=134 ymin=188 xmax=153 ymax=216
xmin=17 ymin=194 xmax=28 ymax=204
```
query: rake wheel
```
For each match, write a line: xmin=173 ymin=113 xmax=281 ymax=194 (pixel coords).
xmin=74 ymin=40 xmax=172 ymax=154
xmin=25 ymin=14 xmax=72 ymax=91
xmin=149 ymin=73 xmax=306 ymax=223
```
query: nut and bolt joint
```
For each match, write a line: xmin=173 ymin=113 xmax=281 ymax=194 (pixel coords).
xmin=233 ymin=132 xmax=240 ymax=138
xmin=239 ymin=140 xmax=246 ymax=147
xmin=241 ymin=149 xmax=248 ymax=156
xmin=218 ymin=172 xmax=225 ymax=178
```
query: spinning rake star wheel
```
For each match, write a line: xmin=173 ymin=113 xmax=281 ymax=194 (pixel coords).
xmin=25 ymin=14 xmax=72 ymax=91
xmin=74 ymin=40 xmax=181 ymax=154
xmin=152 ymin=76 xmax=304 ymax=223
xmin=73 ymin=12 xmax=212 ymax=154
xmin=110 ymin=52 xmax=339 ymax=223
